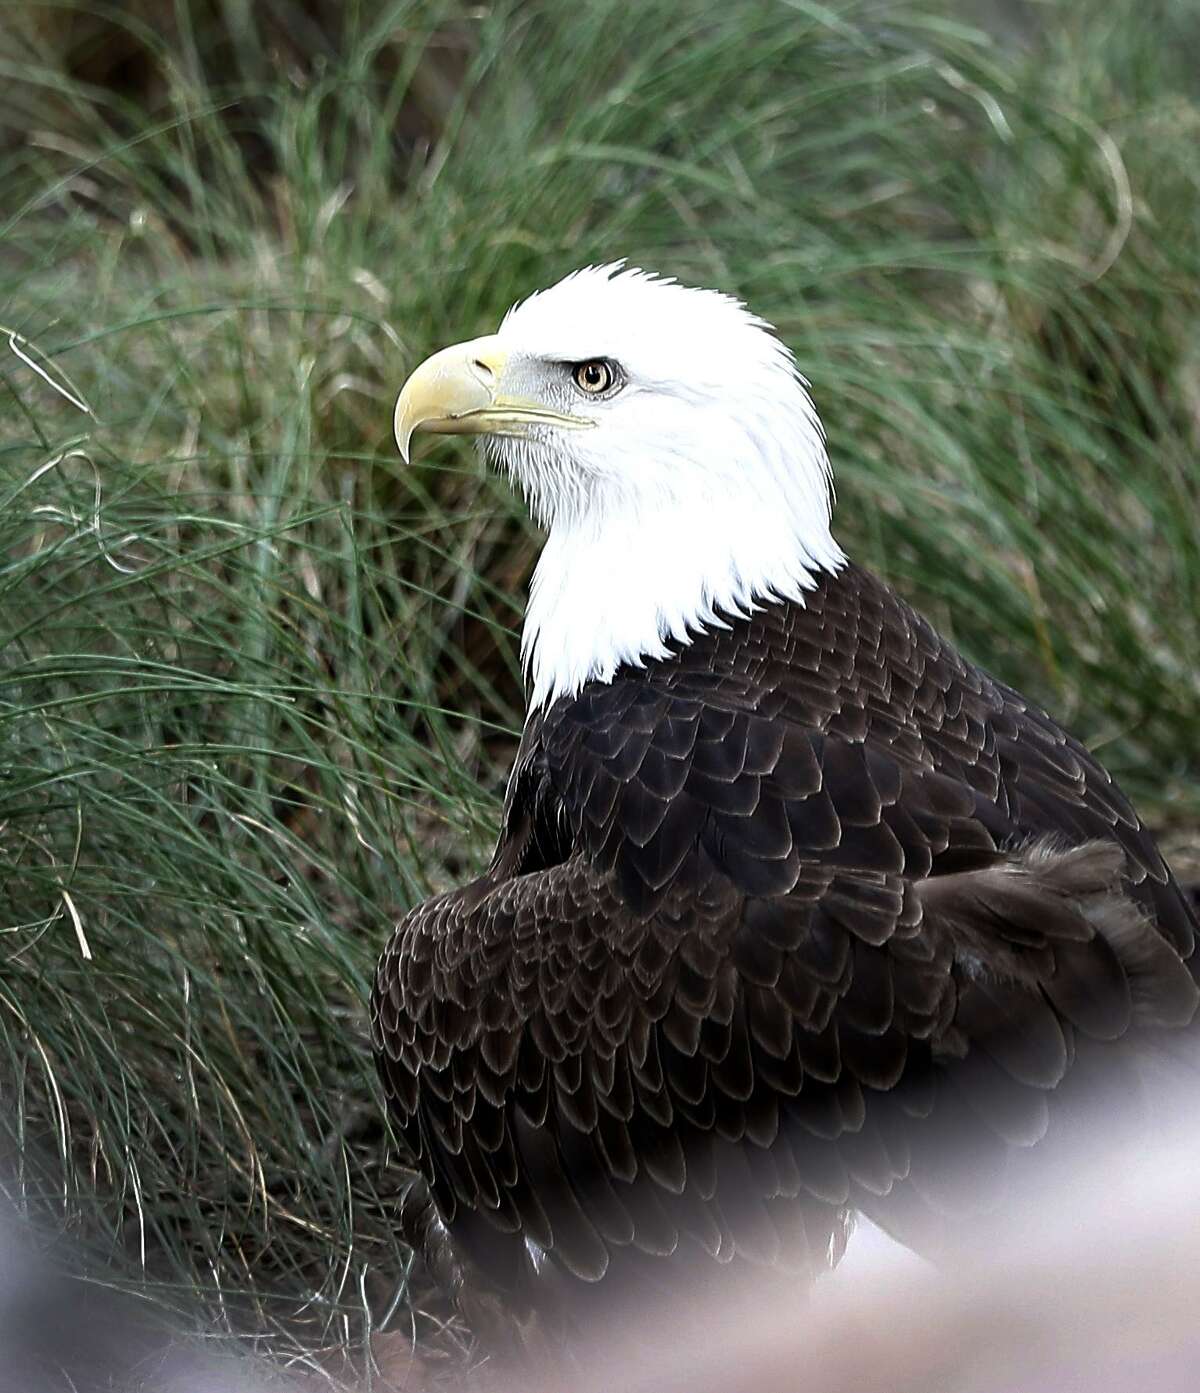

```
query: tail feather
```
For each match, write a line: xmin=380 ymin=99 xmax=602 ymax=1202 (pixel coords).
xmin=1025 ymin=839 xmax=1199 ymax=1030
xmin=920 ymin=838 xmax=1200 ymax=1033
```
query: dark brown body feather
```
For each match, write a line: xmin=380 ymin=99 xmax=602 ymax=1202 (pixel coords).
xmin=372 ymin=562 xmax=1198 ymax=1332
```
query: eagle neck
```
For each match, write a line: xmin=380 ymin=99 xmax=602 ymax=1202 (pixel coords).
xmin=521 ymin=492 xmax=845 ymax=710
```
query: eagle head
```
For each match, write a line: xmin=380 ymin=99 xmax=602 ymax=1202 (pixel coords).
xmin=393 ymin=264 xmax=844 ymax=708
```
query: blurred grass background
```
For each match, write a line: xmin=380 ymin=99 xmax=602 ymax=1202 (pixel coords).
xmin=0 ymin=0 xmax=1197 ymax=1379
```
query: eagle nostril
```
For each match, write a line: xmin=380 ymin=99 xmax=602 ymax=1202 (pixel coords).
xmin=472 ymin=358 xmax=495 ymax=383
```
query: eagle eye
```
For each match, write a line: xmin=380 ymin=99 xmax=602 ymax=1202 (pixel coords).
xmin=571 ymin=359 xmax=619 ymax=396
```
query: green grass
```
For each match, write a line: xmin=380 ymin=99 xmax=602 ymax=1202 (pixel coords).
xmin=0 ymin=0 xmax=1198 ymax=1375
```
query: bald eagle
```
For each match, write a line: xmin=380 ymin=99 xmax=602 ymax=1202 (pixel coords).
xmin=372 ymin=266 xmax=1198 ymax=1346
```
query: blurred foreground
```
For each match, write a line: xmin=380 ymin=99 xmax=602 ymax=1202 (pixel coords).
xmin=5 ymin=1074 xmax=1200 ymax=1392
xmin=515 ymin=1118 xmax=1200 ymax=1393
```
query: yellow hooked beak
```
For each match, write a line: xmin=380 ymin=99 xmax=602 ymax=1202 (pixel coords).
xmin=393 ymin=334 xmax=593 ymax=461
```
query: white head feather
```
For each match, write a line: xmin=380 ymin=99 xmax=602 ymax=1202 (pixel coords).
xmin=486 ymin=264 xmax=845 ymax=709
